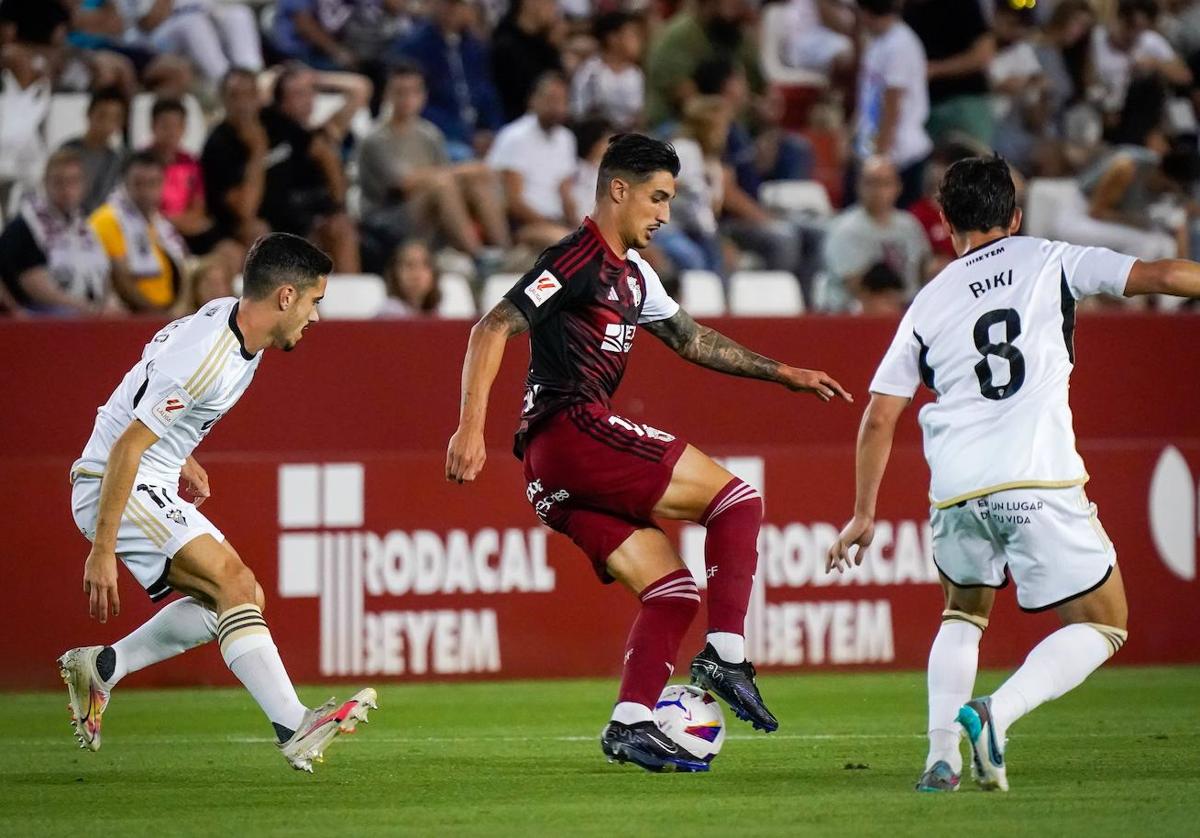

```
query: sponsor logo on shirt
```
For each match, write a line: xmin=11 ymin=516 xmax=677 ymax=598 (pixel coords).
xmin=524 ymin=270 xmax=562 ymax=307
xmin=151 ymin=389 xmax=190 ymax=427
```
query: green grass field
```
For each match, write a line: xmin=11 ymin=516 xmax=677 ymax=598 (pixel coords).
xmin=4 ymin=667 xmax=1198 ymax=837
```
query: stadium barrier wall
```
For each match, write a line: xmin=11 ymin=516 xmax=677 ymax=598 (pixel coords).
xmin=1 ymin=315 xmax=1197 ymax=689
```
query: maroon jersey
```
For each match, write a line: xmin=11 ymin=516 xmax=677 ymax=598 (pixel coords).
xmin=504 ymin=218 xmax=679 ymax=456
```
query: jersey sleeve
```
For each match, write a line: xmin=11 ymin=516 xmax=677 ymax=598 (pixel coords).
xmin=1060 ymin=243 xmax=1136 ymax=300
xmin=502 ymin=262 xmax=581 ymax=327
xmin=869 ymin=310 xmax=922 ymax=399
xmin=130 ymin=330 xmax=218 ymax=438
xmin=632 ymin=251 xmax=680 ymax=324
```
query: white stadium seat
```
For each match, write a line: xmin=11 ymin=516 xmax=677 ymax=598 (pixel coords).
xmin=480 ymin=273 xmax=519 ymax=312
xmin=759 ymin=179 xmax=833 ymax=220
xmin=45 ymin=93 xmax=89 ymax=151
xmin=320 ymin=274 xmax=388 ymax=319
xmin=129 ymin=93 xmax=208 ymax=156
xmin=437 ymin=272 xmax=477 ymax=319
xmin=679 ymin=270 xmax=726 ymax=316
xmin=729 ymin=271 xmax=805 ymax=316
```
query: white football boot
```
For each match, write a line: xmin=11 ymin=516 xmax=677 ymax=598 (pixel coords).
xmin=278 ymin=688 xmax=378 ymax=773
xmin=58 ymin=646 xmax=111 ymax=752
xmin=958 ymin=697 xmax=1009 ymax=792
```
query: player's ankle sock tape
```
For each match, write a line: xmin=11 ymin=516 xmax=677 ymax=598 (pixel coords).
xmin=941 ymin=609 xmax=989 ymax=632
xmin=95 ymin=646 xmax=116 ymax=682
xmin=1084 ymin=623 xmax=1128 ymax=657
xmin=217 ymin=604 xmax=272 ymax=663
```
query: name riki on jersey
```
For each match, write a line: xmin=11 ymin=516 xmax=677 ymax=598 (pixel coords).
xmin=969 ymin=269 xmax=1014 ymax=299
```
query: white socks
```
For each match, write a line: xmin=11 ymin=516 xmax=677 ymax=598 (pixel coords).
xmin=611 ymin=701 xmax=654 ymax=725
xmin=106 ymin=597 xmax=218 ymax=687
xmin=707 ymin=631 xmax=745 ymax=664
xmin=925 ymin=616 xmax=984 ymax=772
xmin=989 ymin=623 xmax=1125 ymax=743
xmin=217 ymin=604 xmax=307 ymax=735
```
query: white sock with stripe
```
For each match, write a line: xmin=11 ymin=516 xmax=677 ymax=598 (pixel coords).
xmin=926 ymin=613 xmax=985 ymax=772
xmin=106 ymin=597 xmax=217 ymax=687
xmin=217 ymin=604 xmax=307 ymax=737
xmin=988 ymin=623 xmax=1126 ymax=743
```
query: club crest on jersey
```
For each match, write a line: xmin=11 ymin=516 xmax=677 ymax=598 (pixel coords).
xmin=524 ymin=270 xmax=562 ymax=307
xmin=166 ymin=508 xmax=187 ymax=526
xmin=627 ymin=275 xmax=642 ymax=307
xmin=151 ymin=390 xmax=190 ymax=427
xmin=601 ymin=323 xmax=636 ymax=353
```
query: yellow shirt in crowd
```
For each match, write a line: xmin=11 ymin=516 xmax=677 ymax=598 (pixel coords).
xmin=89 ymin=205 xmax=178 ymax=308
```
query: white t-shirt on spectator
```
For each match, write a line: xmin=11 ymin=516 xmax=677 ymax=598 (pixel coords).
xmin=782 ymin=0 xmax=853 ymax=72
xmin=855 ymin=21 xmax=931 ymax=169
xmin=571 ymin=56 xmax=644 ymax=129
xmin=1091 ymin=26 xmax=1179 ymax=112
xmin=990 ymin=40 xmax=1043 ymax=119
xmin=487 ymin=114 xmax=578 ymax=221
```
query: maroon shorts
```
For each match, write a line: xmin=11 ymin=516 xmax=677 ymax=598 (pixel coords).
xmin=522 ymin=402 xmax=687 ymax=582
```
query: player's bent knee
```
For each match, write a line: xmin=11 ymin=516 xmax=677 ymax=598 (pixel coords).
xmin=942 ymin=609 xmax=989 ymax=632
xmin=699 ymin=478 xmax=763 ymax=528
xmin=254 ymin=581 xmax=266 ymax=612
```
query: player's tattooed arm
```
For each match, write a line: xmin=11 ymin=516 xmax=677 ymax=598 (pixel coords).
xmin=644 ymin=309 xmax=853 ymax=402
xmin=447 ymin=300 xmax=530 ymax=483
xmin=476 ymin=298 xmax=530 ymax=338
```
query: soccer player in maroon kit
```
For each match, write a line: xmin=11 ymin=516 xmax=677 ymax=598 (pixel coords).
xmin=446 ymin=134 xmax=851 ymax=772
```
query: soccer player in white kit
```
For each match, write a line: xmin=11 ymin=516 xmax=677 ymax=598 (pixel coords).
xmin=59 ymin=233 xmax=377 ymax=773
xmin=827 ymin=156 xmax=1200 ymax=792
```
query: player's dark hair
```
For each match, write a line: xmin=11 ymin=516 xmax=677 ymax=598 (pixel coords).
xmin=937 ymin=156 xmax=1017 ymax=234
xmin=123 ymin=149 xmax=163 ymax=174
xmin=594 ymin=11 xmax=636 ymax=44
xmin=241 ymin=233 xmax=333 ymax=300
xmin=692 ymin=56 xmax=738 ymax=96
xmin=1117 ymin=0 xmax=1158 ymax=22
xmin=151 ymin=97 xmax=186 ymax=123
xmin=87 ymin=86 xmax=128 ymax=115
xmin=388 ymin=58 xmax=426 ymax=84
xmin=856 ymin=0 xmax=900 ymax=16
xmin=596 ymin=133 xmax=680 ymax=199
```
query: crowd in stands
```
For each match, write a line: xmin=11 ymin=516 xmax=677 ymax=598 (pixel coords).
xmin=2 ymin=0 xmax=1200 ymax=318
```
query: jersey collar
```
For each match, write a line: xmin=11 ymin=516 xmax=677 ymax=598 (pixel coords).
xmin=227 ymin=302 xmax=257 ymax=361
xmin=956 ymin=235 xmax=1010 ymax=261
xmin=583 ymin=217 xmax=628 ymax=267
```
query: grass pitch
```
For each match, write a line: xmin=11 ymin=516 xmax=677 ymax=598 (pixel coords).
xmin=3 ymin=667 xmax=1197 ymax=837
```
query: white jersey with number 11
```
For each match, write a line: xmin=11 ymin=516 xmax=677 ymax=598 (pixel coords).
xmin=869 ymin=235 xmax=1135 ymax=508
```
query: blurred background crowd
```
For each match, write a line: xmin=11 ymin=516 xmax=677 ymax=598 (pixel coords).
xmin=2 ymin=0 xmax=1199 ymax=319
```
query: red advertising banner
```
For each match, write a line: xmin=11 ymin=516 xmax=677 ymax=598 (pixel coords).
xmin=1 ymin=316 xmax=1197 ymax=689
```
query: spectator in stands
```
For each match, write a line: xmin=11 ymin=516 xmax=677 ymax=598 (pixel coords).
xmin=357 ymin=62 xmax=510 ymax=269
xmin=491 ymin=0 xmax=563 ymax=123
xmin=186 ymin=253 xmax=234 ymax=311
xmin=645 ymin=0 xmax=763 ymax=128
xmin=61 ymin=86 xmax=128 ymax=214
xmin=399 ymin=0 xmax=504 ymax=161
xmin=778 ymin=0 xmax=855 ymax=76
xmin=119 ymin=0 xmax=264 ymax=85
xmin=487 ymin=71 xmax=577 ymax=248
xmin=271 ymin=0 xmax=361 ymax=70
xmin=145 ymin=97 xmax=231 ymax=262
xmin=0 ymin=38 xmax=51 ymax=208
xmin=850 ymin=0 xmax=931 ymax=209
xmin=571 ymin=11 xmax=644 ymax=130
xmin=66 ymin=1 xmax=194 ymax=97
xmin=817 ymin=155 xmax=930 ymax=312
xmin=0 ymin=148 xmax=113 ymax=315
xmin=378 ymin=239 xmax=441 ymax=317
xmin=855 ymin=261 xmax=907 ymax=315
xmin=658 ymin=95 xmax=729 ymax=274
xmin=568 ymin=117 xmax=614 ymax=225
xmin=1092 ymin=0 xmax=1192 ymax=123
xmin=89 ymin=150 xmax=187 ymax=313
xmin=200 ymin=69 xmax=271 ymax=255
xmin=1035 ymin=0 xmax=1097 ymax=123
xmin=990 ymin=3 xmax=1049 ymax=173
xmin=903 ymin=0 xmax=995 ymax=147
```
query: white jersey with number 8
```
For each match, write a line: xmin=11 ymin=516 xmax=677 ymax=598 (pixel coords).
xmin=870 ymin=236 xmax=1135 ymax=508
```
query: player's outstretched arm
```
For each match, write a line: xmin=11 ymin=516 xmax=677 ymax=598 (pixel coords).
xmin=643 ymin=308 xmax=853 ymax=402
xmin=827 ymin=393 xmax=909 ymax=574
xmin=446 ymin=299 xmax=530 ymax=483
xmin=1124 ymin=259 xmax=1200 ymax=298
xmin=85 ymin=419 xmax=160 ymax=622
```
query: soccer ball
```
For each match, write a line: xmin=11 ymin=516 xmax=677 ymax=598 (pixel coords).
xmin=653 ymin=684 xmax=726 ymax=762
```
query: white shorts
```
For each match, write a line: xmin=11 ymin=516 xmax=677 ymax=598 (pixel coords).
xmin=71 ymin=477 xmax=224 ymax=602
xmin=930 ymin=486 xmax=1116 ymax=612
